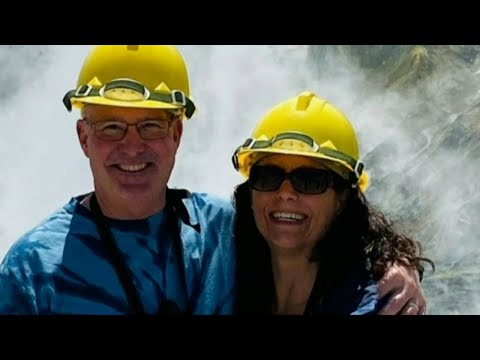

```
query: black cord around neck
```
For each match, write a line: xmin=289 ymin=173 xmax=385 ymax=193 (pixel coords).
xmin=90 ymin=193 xmax=145 ymax=314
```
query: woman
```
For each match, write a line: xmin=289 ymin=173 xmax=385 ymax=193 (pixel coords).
xmin=231 ymin=91 xmax=434 ymax=315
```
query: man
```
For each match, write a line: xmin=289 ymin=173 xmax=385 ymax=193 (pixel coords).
xmin=0 ymin=45 xmax=426 ymax=314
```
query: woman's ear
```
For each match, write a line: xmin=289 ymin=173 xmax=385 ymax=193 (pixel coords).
xmin=335 ymin=189 xmax=350 ymax=216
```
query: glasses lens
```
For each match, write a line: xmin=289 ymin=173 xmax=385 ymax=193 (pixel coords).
xmin=94 ymin=121 xmax=128 ymax=141
xmin=290 ymin=168 xmax=332 ymax=194
xmin=90 ymin=115 xmax=174 ymax=141
xmin=249 ymin=165 xmax=285 ymax=192
xmin=137 ymin=120 xmax=170 ymax=140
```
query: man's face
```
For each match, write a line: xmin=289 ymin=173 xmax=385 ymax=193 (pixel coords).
xmin=76 ymin=104 xmax=183 ymax=219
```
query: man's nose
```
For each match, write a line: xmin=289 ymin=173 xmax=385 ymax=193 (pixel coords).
xmin=119 ymin=125 xmax=145 ymax=155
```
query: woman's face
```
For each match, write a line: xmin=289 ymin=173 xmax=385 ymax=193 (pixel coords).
xmin=250 ymin=154 xmax=346 ymax=257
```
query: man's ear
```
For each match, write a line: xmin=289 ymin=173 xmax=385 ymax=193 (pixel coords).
xmin=77 ymin=119 xmax=90 ymax=158
xmin=172 ymin=118 xmax=183 ymax=148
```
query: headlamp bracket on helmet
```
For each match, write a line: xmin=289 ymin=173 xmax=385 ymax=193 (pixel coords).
xmin=171 ymin=90 xmax=187 ymax=107
xmin=232 ymin=132 xmax=365 ymax=187
xmin=75 ymin=84 xmax=93 ymax=97
xmin=63 ymin=78 xmax=196 ymax=118
xmin=99 ymin=79 xmax=150 ymax=100
xmin=351 ymin=161 xmax=364 ymax=187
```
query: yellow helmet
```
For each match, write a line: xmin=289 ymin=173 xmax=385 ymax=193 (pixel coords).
xmin=232 ymin=91 xmax=369 ymax=192
xmin=63 ymin=45 xmax=196 ymax=118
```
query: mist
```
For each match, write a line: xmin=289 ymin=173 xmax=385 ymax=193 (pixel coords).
xmin=0 ymin=45 xmax=478 ymax=314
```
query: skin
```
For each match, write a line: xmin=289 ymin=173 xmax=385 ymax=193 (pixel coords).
xmin=252 ymin=154 xmax=345 ymax=258
xmin=76 ymin=104 xmax=183 ymax=220
xmin=251 ymin=154 xmax=347 ymax=314
xmin=250 ymin=154 xmax=427 ymax=315
xmin=378 ymin=263 xmax=427 ymax=315
xmin=76 ymin=105 xmax=427 ymax=314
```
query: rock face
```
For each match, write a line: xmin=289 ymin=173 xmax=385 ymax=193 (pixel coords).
xmin=306 ymin=45 xmax=480 ymax=314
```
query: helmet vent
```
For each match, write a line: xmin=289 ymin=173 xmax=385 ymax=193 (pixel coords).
xmin=296 ymin=91 xmax=316 ymax=111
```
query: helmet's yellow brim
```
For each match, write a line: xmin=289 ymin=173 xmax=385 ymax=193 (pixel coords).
xmin=236 ymin=148 xmax=370 ymax=192
xmin=237 ymin=148 xmax=353 ymax=177
xmin=71 ymin=96 xmax=181 ymax=110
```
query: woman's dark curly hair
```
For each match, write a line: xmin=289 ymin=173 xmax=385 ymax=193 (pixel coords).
xmin=233 ymin=175 xmax=435 ymax=314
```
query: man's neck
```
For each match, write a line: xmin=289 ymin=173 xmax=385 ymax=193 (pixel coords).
xmin=80 ymin=192 xmax=166 ymax=220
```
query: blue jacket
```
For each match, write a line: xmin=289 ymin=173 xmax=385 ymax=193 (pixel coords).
xmin=0 ymin=190 xmax=236 ymax=314
xmin=0 ymin=189 xmax=380 ymax=315
xmin=308 ymin=270 xmax=381 ymax=315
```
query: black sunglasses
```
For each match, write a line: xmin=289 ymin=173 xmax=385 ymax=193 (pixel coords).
xmin=248 ymin=165 xmax=335 ymax=195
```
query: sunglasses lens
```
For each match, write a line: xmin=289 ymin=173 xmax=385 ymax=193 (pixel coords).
xmin=249 ymin=165 xmax=333 ymax=195
xmin=249 ymin=165 xmax=285 ymax=192
xmin=290 ymin=168 xmax=332 ymax=194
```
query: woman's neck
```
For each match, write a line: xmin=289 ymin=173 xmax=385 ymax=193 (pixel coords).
xmin=271 ymin=253 xmax=318 ymax=315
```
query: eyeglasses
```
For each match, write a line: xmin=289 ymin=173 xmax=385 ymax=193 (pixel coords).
xmin=86 ymin=117 xmax=176 ymax=142
xmin=248 ymin=165 xmax=335 ymax=195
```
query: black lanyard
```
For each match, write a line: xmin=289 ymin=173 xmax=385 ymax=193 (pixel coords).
xmin=90 ymin=194 xmax=145 ymax=314
xmin=89 ymin=190 xmax=197 ymax=315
